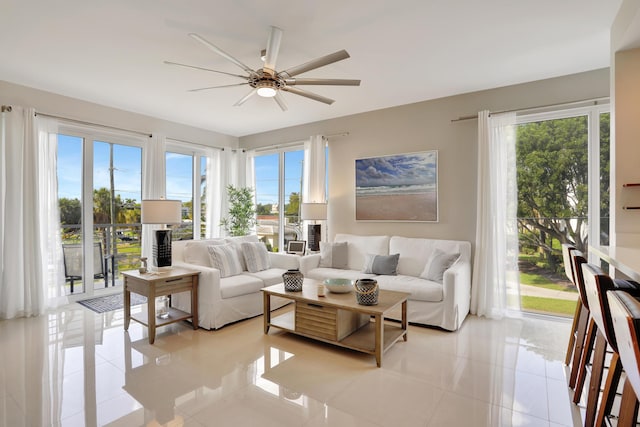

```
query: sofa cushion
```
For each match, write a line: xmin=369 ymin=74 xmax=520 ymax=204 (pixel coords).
xmin=319 ymin=241 xmax=348 ymax=269
xmin=219 ymin=274 xmax=265 ymax=299
xmin=420 ymin=249 xmax=460 ymax=283
xmin=246 ymin=267 xmax=288 ymax=287
xmin=362 ymin=253 xmax=400 ymax=275
xmin=334 ymin=234 xmax=389 ymax=271
xmin=305 ymin=267 xmax=377 ymax=282
xmin=241 ymin=242 xmax=271 ymax=272
xmin=183 ymin=238 xmax=227 ymax=267
xmin=376 ymin=275 xmax=444 ymax=302
xmin=207 ymin=244 xmax=243 ymax=278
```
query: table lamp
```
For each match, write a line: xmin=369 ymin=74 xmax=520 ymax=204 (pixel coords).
xmin=141 ymin=199 xmax=182 ymax=269
xmin=301 ymin=202 xmax=327 ymax=252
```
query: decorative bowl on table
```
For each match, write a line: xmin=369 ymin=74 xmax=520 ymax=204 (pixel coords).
xmin=323 ymin=278 xmax=354 ymax=293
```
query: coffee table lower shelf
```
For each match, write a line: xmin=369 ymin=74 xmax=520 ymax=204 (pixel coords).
xmin=268 ymin=310 xmax=406 ymax=366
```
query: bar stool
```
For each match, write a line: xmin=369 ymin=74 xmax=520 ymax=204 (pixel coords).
xmin=581 ymin=264 xmax=640 ymax=426
xmin=608 ymin=290 xmax=640 ymax=426
xmin=563 ymin=243 xmax=580 ymax=365
xmin=570 ymin=250 xmax=593 ymax=393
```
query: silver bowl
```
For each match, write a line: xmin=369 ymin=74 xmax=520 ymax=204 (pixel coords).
xmin=323 ymin=278 xmax=354 ymax=293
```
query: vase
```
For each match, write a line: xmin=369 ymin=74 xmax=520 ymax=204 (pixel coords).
xmin=355 ymin=278 xmax=379 ymax=305
xmin=283 ymin=269 xmax=304 ymax=292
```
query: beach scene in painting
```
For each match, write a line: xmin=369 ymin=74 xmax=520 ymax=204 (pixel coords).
xmin=355 ymin=151 xmax=438 ymax=221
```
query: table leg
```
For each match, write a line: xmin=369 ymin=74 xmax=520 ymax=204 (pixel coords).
xmin=375 ymin=314 xmax=384 ymax=367
xmin=263 ymin=292 xmax=271 ymax=334
xmin=402 ymin=300 xmax=408 ymax=341
xmin=124 ymin=282 xmax=131 ymax=331
xmin=191 ymin=275 xmax=199 ymax=330
xmin=148 ymin=290 xmax=156 ymax=344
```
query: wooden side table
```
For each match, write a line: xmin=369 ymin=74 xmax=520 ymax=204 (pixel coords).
xmin=123 ymin=268 xmax=199 ymax=344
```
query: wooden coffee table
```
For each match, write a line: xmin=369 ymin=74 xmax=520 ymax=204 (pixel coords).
xmin=262 ymin=279 xmax=409 ymax=367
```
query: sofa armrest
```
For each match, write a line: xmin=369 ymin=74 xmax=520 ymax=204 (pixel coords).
xmin=441 ymin=259 xmax=471 ymax=329
xmin=299 ymin=254 xmax=321 ymax=276
xmin=268 ymin=252 xmax=300 ymax=270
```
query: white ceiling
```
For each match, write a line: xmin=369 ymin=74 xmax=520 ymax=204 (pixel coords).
xmin=0 ymin=0 xmax=622 ymax=137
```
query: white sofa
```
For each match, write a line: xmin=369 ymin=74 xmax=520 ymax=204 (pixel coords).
xmin=171 ymin=235 xmax=299 ymax=330
xmin=299 ymin=234 xmax=472 ymax=331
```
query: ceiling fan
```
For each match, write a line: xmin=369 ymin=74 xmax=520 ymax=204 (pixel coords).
xmin=165 ymin=26 xmax=361 ymax=111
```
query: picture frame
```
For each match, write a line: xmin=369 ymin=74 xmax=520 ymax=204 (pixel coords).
xmin=355 ymin=150 xmax=438 ymax=222
xmin=286 ymin=240 xmax=307 ymax=255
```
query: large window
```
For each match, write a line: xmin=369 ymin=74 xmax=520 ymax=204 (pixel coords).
xmin=254 ymin=148 xmax=304 ymax=252
xmin=57 ymin=129 xmax=143 ymax=297
xmin=165 ymin=146 xmax=209 ymax=240
xmin=515 ymin=106 xmax=609 ymax=317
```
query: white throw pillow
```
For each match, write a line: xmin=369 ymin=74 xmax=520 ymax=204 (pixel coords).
xmin=207 ymin=244 xmax=243 ymax=278
xmin=319 ymin=242 xmax=348 ymax=269
xmin=420 ymin=249 xmax=460 ymax=283
xmin=183 ymin=239 xmax=226 ymax=267
xmin=241 ymin=242 xmax=271 ymax=273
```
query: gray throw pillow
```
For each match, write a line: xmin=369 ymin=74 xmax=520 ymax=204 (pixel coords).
xmin=420 ymin=249 xmax=460 ymax=283
xmin=362 ymin=253 xmax=400 ymax=275
xmin=319 ymin=242 xmax=348 ymax=269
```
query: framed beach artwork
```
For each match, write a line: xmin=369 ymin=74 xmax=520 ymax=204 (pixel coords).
xmin=355 ymin=150 xmax=438 ymax=222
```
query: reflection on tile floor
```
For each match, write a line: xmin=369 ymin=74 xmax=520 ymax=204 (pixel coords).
xmin=0 ymin=303 xmax=583 ymax=426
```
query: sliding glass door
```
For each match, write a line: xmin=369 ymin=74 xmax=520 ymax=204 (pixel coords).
xmin=57 ymin=128 xmax=143 ymax=297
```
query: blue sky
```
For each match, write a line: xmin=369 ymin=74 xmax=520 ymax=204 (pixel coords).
xmin=57 ymin=134 xmax=303 ymax=205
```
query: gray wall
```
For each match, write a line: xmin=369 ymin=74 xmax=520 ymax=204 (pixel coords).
xmin=0 ymin=80 xmax=238 ymax=148
xmin=240 ymin=69 xmax=611 ymax=249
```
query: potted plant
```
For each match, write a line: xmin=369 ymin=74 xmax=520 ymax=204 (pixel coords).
xmin=220 ymin=185 xmax=257 ymax=236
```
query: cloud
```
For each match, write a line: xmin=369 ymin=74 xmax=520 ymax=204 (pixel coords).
xmin=356 ymin=152 xmax=437 ymax=187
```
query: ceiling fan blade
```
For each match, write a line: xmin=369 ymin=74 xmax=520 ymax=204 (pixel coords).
xmin=189 ymin=33 xmax=255 ymax=75
xmin=233 ymin=89 xmax=258 ymax=106
xmin=284 ymin=78 xmax=360 ymax=86
xmin=282 ymin=86 xmax=335 ymax=105
xmin=188 ymin=83 xmax=247 ymax=92
xmin=263 ymin=26 xmax=283 ymax=76
xmin=278 ymin=50 xmax=351 ymax=78
xmin=164 ymin=61 xmax=249 ymax=80
xmin=274 ymin=92 xmax=288 ymax=111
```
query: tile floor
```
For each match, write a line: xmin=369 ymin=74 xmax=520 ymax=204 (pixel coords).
xmin=0 ymin=302 xmax=584 ymax=426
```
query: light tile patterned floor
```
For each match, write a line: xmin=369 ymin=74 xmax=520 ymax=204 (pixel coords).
xmin=0 ymin=302 xmax=583 ymax=426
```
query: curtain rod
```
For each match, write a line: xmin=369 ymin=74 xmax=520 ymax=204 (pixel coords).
xmin=450 ymin=97 xmax=610 ymax=123
xmin=1 ymin=105 xmax=12 ymax=112
xmin=165 ymin=136 xmax=239 ymax=152
xmin=251 ymin=132 xmax=349 ymax=153
xmin=35 ymin=111 xmax=152 ymax=137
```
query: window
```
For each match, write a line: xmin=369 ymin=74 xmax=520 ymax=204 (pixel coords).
xmin=165 ymin=146 xmax=209 ymax=240
xmin=57 ymin=128 xmax=143 ymax=297
xmin=515 ymin=105 xmax=609 ymax=317
xmin=254 ymin=148 xmax=304 ymax=252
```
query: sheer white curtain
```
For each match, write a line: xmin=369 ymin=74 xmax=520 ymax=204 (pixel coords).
xmin=303 ymin=135 xmax=327 ymax=203
xmin=470 ymin=110 xmax=520 ymax=319
xmin=141 ymin=133 xmax=166 ymax=260
xmin=205 ymin=148 xmax=227 ymax=238
xmin=302 ymin=135 xmax=328 ymax=243
xmin=0 ymin=107 xmax=66 ymax=319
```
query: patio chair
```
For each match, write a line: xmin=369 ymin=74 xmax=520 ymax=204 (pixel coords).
xmin=62 ymin=242 xmax=111 ymax=293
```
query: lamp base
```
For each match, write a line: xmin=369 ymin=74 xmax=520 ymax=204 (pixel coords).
xmin=152 ymin=229 xmax=173 ymax=269
xmin=308 ymin=224 xmax=322 ymax=252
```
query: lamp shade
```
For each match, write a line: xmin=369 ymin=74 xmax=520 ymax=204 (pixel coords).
xmin=141 ymin=199 xmax=182 ymax=224
xmin=301 ymin=203 xmax=327 ymax=221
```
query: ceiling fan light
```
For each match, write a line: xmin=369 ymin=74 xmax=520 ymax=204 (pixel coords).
xmin=256 ymin=84 xmax=277 ymax=97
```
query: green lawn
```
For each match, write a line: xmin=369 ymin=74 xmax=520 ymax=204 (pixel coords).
xmin=519 ymin=272 xmax=577 ymax=293
xmin=521 ymin=295 xmax=577 ymax=316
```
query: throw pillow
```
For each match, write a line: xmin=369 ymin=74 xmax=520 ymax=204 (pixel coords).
xmin=207 ymin=244 xmax=243 ymax=278
xmin=183 ymin=239 xmax=226 ymax=267
xmin=241 ymin=242 xmax=271 ymax=273
xmin=319 ymin=242 xmax=348 ymax=269
xmin=362 ymin=253 xmax=400 ymax=275
xmin=420 ymin=249 xmax=460 ymax=283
